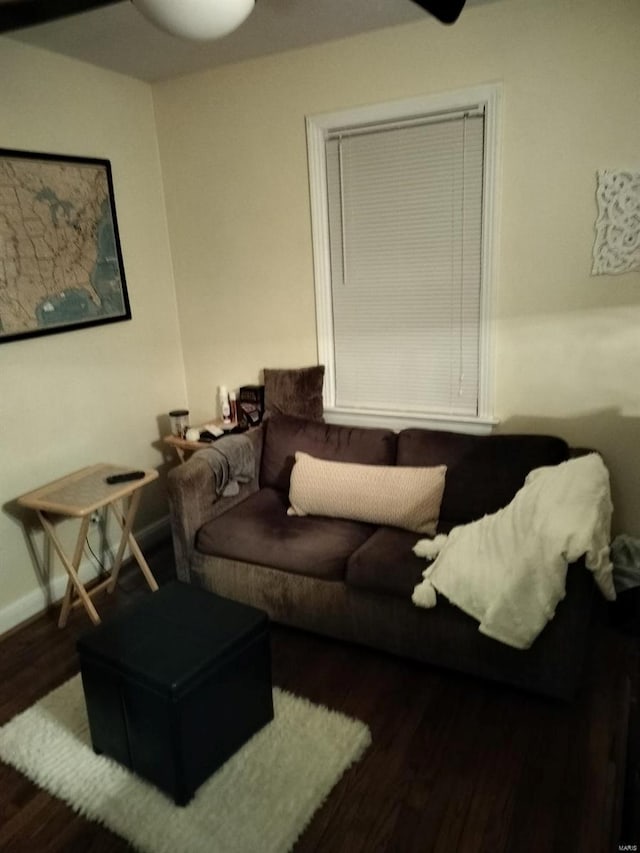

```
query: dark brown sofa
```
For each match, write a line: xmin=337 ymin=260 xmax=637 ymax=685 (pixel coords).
xmin=167 ymin=414 xmax=599 ymax=700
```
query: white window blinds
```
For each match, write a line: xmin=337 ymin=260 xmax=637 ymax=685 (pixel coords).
xmin=325 ymin=110 xmax=485 ymax=417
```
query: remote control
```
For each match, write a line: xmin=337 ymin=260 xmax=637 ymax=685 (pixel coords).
xmin=105 ymin=471 xmax=146 ymax=484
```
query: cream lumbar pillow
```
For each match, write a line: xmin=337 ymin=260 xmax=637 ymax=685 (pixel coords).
xmin=288 ymin=451 xmax=446 ymax=535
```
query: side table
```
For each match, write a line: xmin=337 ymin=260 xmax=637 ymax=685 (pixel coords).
xmin=164 ymin=419 xmax=239 ymax=464
xmin=18 ymin=464 xmax=159 ymax=628
xmin=164 ymin=433 xmax=212 ymax=464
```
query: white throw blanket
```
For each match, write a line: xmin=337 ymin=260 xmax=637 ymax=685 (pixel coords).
xmin=412 ymin=453 xmax=616 ymax=649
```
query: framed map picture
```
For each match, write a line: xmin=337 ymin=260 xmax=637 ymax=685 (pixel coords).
xmin=0 ymin=148 xmax=131 ymax=344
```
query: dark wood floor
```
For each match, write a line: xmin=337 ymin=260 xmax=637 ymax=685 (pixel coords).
xmin=0 ymin=540 xmax=638 ymax=853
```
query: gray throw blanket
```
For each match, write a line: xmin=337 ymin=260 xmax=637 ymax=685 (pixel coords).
xmin=194 ymin=434 xmax=255 ymax=498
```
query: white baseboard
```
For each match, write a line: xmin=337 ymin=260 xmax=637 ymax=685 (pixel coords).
xmin=0 ymin=516 xmax=171 ymax=638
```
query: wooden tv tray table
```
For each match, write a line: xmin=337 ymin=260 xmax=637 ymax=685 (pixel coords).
xmin=18 ymin=464 xmax=159 ymax=628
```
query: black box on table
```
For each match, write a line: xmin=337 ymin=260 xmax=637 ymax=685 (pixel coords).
xmin=238 ymin=384 xmax=265 ymax=426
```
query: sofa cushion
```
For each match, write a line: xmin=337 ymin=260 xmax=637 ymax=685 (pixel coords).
xmin=260 ymin=414 xmax=397 ymax=493
xmin=196 ymin=487 xmax=375 ymax=581
xmin=288 ymin=452 xmax=446 ymax=534
xmin=263 ymin=365 xmax=325 ymax=421
xmin=346 ymin=526 xmax=428 ymax=598
xmin=396 ymin=429 xmax=569 ymax=526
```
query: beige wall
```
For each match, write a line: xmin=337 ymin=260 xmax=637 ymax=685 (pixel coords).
xmin=1 ymin=0 xmax=638 ymax=633
xmin=153 ymin=0 xmax=640 ymax=533
xmin=0 ymin=39 xmax=186 ymax=631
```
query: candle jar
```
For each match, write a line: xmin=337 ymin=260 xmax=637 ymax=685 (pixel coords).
xmin=169 ymin=409 xmax=189 ymax=438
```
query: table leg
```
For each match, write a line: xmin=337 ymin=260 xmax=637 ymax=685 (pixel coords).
xmin=107 ymin=491 xmax=159 ymax=594
xmin=38 ymin=511 xmax=100 ymax=628
xmin=58 ymin=515 xmax=91 ymax=628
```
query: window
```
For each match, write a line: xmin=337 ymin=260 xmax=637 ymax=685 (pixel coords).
xmin=306 ymin=86 xmax=500 ymax=433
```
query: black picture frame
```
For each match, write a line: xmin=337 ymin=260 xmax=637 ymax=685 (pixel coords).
xmin=0 ymin=148 xmax=131 ymax=344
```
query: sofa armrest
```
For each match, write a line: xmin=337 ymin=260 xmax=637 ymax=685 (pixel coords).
xmin=167 ymin=425 xmax=264 ymax=581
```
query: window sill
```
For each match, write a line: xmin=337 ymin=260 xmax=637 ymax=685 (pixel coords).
xmin=323 ymin=407 xmax=498 ymax=436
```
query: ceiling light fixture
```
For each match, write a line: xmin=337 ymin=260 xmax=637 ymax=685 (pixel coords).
xmin=132 ymin=0 xmax=255 ymax=41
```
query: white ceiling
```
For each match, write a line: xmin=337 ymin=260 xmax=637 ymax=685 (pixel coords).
xmin=7 ymin=0 xmax=497 ymax=83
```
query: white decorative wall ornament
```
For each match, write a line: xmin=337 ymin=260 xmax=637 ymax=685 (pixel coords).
xmin=592 ymin=170 xmax=640 ymax=275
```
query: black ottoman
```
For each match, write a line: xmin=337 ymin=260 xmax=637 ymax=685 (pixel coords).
xmin=76 ymin=581 xmax=273 ymax=805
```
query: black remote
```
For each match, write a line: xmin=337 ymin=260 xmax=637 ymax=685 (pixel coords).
xmin=105 ymin=471 xmax=146 ymax=484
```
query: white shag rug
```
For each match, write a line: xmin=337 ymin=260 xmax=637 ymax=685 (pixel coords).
xmin=0 ymin=675 xmax=371 ymax=853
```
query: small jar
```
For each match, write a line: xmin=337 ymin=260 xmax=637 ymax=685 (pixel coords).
xmin=169 ymin=409 xmax=189 ymax=438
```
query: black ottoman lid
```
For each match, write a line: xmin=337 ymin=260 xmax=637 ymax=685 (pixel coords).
xmin=77 ymin=582 xmax=269 ymax=697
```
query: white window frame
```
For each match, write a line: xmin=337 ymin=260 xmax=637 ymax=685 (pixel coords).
xmin=306 ymin=84 xmax=502 ymax=435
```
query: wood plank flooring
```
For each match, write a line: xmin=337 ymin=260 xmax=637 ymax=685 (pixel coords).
xmin=0 ymin=540 xmax=637 ymax=853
